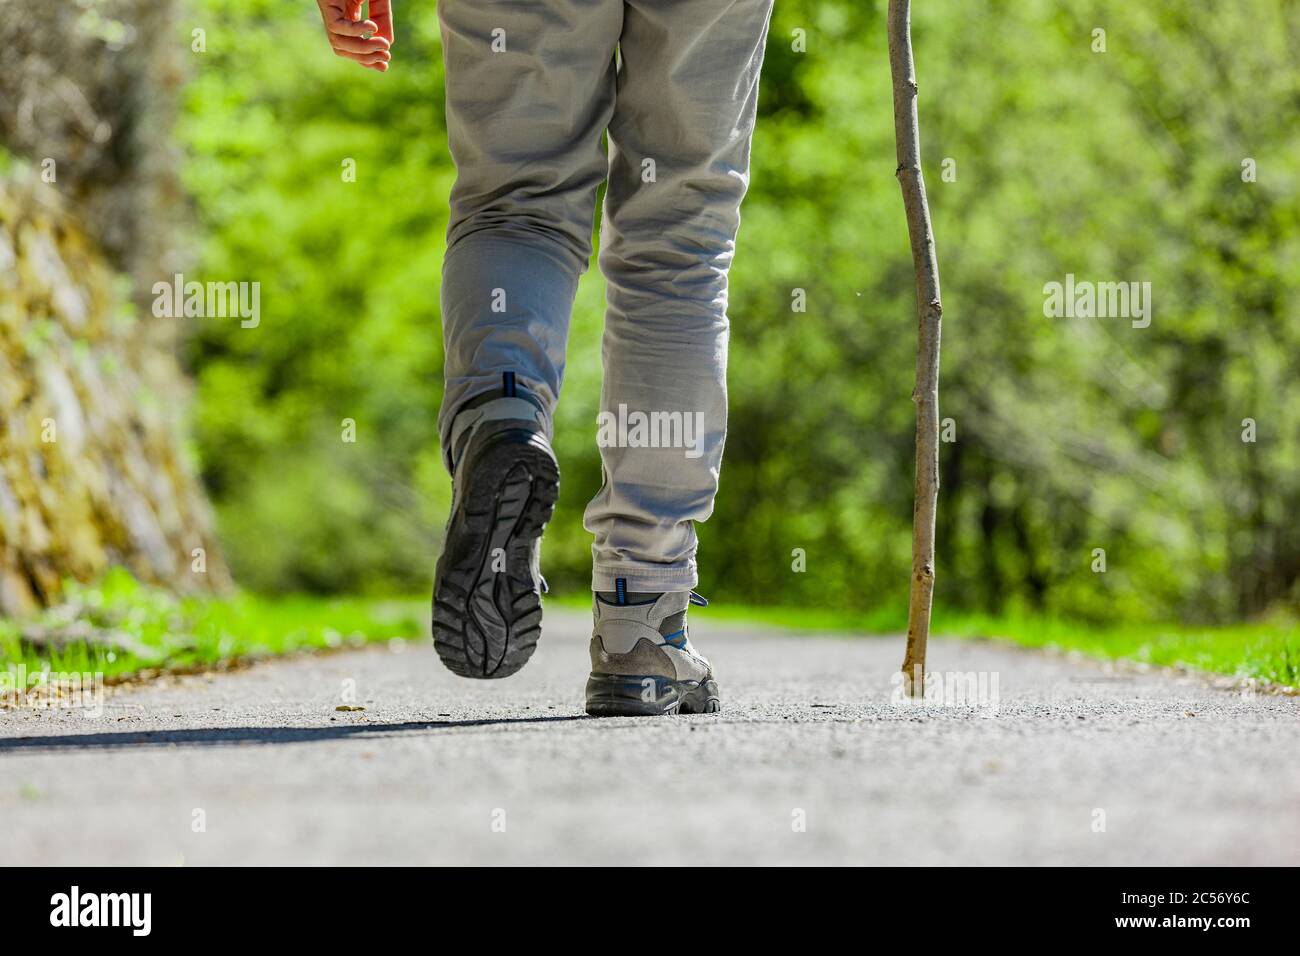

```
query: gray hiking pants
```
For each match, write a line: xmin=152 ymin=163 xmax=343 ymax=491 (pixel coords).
xmin=437 ymin=0 xmax=773 ymax=592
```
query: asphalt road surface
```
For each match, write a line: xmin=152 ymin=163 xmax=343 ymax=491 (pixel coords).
xmin=3 ymin=608 xmax=1297 ymax=865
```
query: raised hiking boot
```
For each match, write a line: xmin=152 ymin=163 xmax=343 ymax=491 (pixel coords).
xmin=585 ymin=586 xmax=719 ymax=716
xmin=432 ymin=383 xmax=558 ymax=679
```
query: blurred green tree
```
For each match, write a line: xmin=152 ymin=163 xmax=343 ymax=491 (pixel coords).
xmin=181 ymin=0 xmax=1299 ymax=625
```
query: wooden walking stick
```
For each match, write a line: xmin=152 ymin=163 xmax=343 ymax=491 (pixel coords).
xmin=888 ymin=0 xmax=943 ymax=698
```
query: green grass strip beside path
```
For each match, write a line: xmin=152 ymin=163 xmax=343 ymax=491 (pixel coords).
xmin=554 ymin=595 xmax=1300 ymax=689
xmin=1 ymin=569 xmax=424 ymax=685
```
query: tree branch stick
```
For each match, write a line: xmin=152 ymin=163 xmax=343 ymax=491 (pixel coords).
xmin=888 ymin=0 xmax=943 ymax=697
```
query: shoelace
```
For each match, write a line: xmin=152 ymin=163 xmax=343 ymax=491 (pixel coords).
xmin=661 ymin=592 xmax=707 ymax=648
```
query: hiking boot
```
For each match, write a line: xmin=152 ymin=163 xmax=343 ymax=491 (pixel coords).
xmin=432 ymin=386 xmax=558 ymax=679
xmin=585 ymin=587 xmax=720 ymax=716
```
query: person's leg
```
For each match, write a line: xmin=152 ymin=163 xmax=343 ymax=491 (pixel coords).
xmin=434 ymin=0 xmax=621 ymax=679
xmin=584 ymin=0 xmax=773 ymax=593
xmin=584 ymin=0 xmax=773 ymax=714
xmin=438 ymin=0 xmax=622 ymax=449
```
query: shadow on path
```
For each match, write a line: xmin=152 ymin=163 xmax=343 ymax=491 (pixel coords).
xmin=0 ymin=715 xmax=592 ymax=753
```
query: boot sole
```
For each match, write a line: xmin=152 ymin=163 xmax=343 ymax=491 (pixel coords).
xmin=432 ymin=430 xmax=559 ymax=679
xmin=584 ymin=673 xmax=721 ymax=717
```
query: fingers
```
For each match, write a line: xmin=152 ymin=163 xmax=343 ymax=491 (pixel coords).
xmin=319 ymin=0 xmax=392 ymax=71
xmin=331 ymin=42 xmax=390 ymax=71
xmin=334 ymin=48 xmax=390 ymax=71
xmin=329 ymin=32 xmax=389 ymax=56
xmin=369 ymin=0 xmax=395 ymax=43
xmin=328 ymin=15 xmax=380 ymax=38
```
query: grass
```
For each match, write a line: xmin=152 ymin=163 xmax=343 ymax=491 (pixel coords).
xmin=553 ymin=594 xmax=1300 ymax=688
xmin=1 ymin=568 xmax=424 ymax=687
xmin=930 ymin=612 xmax=1300 ymax=688
xmin=4 ymin=571 xmax=1296 ymax=691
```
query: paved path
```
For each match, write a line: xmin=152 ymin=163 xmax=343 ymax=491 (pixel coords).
xmin=3 ymin=609 xmax=1297 ymax=865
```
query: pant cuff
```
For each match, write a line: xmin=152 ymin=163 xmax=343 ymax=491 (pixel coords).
xmin=438 ymin=379 xmax=551 ymax=473
xmin=591 ymin=562 xmax=698 ymax=593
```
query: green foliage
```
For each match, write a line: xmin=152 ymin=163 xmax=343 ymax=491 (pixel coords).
xmin=182 ymin=0 xmax=1299 ymax=624
xmin=180 ymin=0 xmax=451 ymax=594
xmin=0 ymin=568 xmax=423 ymax=682
xmin=929 ymin=611 xmax=1300 ymax=688
xmin=549 ymin=592 xmax=1300 ymax=686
